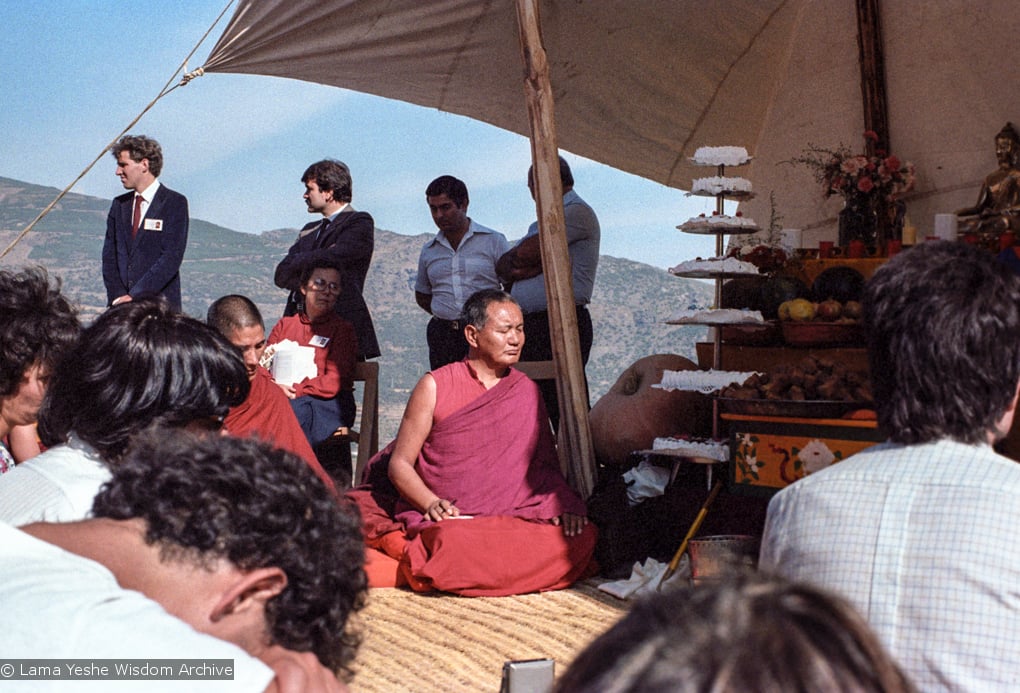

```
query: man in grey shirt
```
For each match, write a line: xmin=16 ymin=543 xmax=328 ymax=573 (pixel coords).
xmin=496 ymin=157 xmax=600 ymax=430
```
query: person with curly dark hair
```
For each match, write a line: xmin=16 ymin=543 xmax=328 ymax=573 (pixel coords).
xmin=0 ymin=266 xmax=80 ymax=472
xmin=2 ymin=429 xmax=365 ymax=692
xmin=554 ymin=572 xmax=914 ymax=693
xmin=0 ymin=298 xmax=249 ymax=524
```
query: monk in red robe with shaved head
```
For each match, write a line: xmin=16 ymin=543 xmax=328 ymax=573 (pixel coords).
xmin=351 ymin=289 xmax=596 ymax=596
xmin=207 ymin=295 xmax=336 ymax=495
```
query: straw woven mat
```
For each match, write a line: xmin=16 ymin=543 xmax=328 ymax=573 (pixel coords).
xmin=349 ymin=579 xmax=628 ymax=692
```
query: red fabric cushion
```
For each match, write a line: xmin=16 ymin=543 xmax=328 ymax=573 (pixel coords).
xmin=364 ymin=546 xmax=407 ymax=588
xmin=373 ymin=529 xmax=408 ymax=560
xmin=399 ymin=515 xmax=598 ymax=597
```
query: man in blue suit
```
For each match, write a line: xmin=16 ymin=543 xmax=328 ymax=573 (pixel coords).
xmin=101 ymin=135 xmax=188 ymax=310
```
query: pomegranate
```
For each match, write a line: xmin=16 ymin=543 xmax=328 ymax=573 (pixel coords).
xmin=816 ymin=299 xmax=843 ymax=321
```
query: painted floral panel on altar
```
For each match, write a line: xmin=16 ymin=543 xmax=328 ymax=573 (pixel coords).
xmin=724 ymin=416 xmax=884 ymax=496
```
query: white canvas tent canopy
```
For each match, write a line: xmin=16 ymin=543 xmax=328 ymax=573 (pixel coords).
xmin=203 ymin=0 xmax=1020 ymax=238
xmin=201 ymin=0 xmax=1020 ymax=493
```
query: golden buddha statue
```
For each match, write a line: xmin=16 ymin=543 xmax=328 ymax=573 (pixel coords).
xmin=957 ymin=123 xmax=1020 ymax=237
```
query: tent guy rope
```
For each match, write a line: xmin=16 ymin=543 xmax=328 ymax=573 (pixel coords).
xmin=0 ymin=0 xmax=235 ymax=261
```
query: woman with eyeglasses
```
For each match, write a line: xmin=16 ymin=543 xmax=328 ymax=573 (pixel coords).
xmin=266 ymin=259 xmax=358 ymax=450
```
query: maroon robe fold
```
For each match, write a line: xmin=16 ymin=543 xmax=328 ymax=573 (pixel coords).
xmin=225 ymin=367 xmax=335 ymax=494
xmin=348 ymin=364 xmax=595 ymax=595
xmin=396 ymin=366 xmax=584 ymax=534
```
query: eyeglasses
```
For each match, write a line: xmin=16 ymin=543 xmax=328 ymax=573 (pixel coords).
xmin=309 ymin=278 xmax=341 ymax=293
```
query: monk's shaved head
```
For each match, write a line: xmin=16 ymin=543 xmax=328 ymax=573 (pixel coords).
xmin=207 ymin=295 xmax=264 ymax=336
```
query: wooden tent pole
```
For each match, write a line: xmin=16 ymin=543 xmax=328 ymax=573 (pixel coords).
xmin=514 ymin=0 xmax=597 ymax=498
xmin=856 ymin=0 xmax=890 ymax=156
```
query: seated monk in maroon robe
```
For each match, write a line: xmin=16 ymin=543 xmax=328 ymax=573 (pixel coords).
xmin=349 ymin=289 xmax=596 ymax=596
xmin=208 ymin=295 xmax=335 ymax=494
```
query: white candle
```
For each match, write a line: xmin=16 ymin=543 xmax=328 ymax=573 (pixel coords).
xmin=933 ymin=214 xmax=958 ymax=241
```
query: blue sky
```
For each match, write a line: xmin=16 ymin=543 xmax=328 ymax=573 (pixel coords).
xmin=1 ymin=1 xmax=721 ymax=268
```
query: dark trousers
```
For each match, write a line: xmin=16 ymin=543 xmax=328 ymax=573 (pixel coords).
xmin=310 ymin=370 xmax=362 ymax=490
xmin=291 ymin=395 xmax=342 ymax=448
xmin=338 ymin=389 xmax=356 ymax=428
xmin=427 ymin=316 xmax=469 ymax=370
xmin=521 ymin=305 xmax=593 ymax=432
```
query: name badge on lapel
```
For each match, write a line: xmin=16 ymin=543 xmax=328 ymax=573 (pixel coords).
xmin=143 ymin=219 xmax=164 ymax=231
xmin=309 ymin=335 xmax=331 ymax=348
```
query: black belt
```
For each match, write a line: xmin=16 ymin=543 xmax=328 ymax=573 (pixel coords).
xmin=524 ymin=305 xmax=589 ymax=316
xmin=432 ymin=317 xmax=462 ymax=331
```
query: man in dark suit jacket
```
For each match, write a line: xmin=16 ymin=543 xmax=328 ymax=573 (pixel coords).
xmin=274 ymin=159 xmax=380 ymax=361
xmin=101 ymin=135 xmax=188 ymax=311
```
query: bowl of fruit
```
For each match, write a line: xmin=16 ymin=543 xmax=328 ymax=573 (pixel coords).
xmin=778 ymin=298 xmax=865 ymax=347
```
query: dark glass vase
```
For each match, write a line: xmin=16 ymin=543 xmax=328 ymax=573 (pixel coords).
xmin=838 ymin=196 xmax=879 ymax=249
xmin=888 ymin=199 xmax=906 ymax=243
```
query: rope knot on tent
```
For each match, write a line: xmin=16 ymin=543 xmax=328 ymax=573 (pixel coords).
xmin=180 ymin=67 xmax=205 ymax=85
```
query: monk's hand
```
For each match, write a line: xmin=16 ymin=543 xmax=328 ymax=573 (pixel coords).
xmin=555 ymin=512 xmax=588 ymax=537
xmin=425 ymin=498 xmax=459 ymax=522
xmin=277 ymin=383 xmax=297 ymax=400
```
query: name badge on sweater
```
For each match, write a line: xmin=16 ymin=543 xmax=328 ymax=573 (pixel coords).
xmin=143 ymin=219 xmax=164 ymax=231
xmin=309 ymin=335 xmax=330 ymax=348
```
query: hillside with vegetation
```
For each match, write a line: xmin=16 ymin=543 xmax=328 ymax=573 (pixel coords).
xmin=0 ymin=176 xmax=714 ymax=440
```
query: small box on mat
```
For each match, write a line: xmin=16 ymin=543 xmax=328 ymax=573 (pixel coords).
xmin=500 ymin=659 xmax=554 ymax=693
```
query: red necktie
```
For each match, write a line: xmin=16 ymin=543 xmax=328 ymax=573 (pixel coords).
xmin=131 ymin=194 xmax=143 ymax=239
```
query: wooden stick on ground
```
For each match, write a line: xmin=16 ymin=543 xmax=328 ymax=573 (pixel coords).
xmin=657 ymin=478 xmax=724 ymax=589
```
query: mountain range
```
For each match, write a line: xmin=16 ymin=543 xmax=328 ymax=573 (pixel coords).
xmin=0 ymin=176 xmax=713 ymax=441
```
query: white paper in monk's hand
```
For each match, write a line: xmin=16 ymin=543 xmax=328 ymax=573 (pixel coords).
xmin=268 ymin=339 xmax=318 ymax=386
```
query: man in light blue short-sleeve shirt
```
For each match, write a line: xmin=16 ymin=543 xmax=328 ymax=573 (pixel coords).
xmin=415 ymin=175 xmax=509 ymax=369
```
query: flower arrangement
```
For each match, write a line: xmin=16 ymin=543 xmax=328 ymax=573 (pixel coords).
xmin=726 ymin=191 xmax=795 ymax=274
xmin=789 ymin=131 xmax=915 ymax=204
